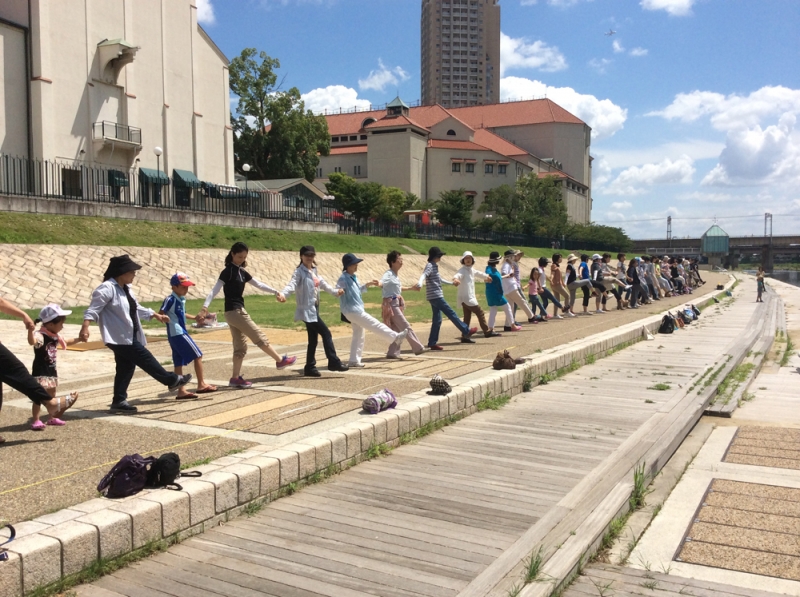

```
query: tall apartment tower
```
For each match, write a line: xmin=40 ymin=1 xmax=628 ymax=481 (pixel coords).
xmin=421 ymin=0 xmax=501 ymax=108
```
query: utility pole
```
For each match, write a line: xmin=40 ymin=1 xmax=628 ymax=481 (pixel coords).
xmin=666 ymin=216 xmax=672 ymax=248
xmin=763 ymin=212 xmax=774 ymax=273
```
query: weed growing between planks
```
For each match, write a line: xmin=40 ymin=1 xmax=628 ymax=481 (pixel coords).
xmin=713 ymin=362 xmax=755 ymax=405
xmin=476 ymin=390 xmax=512 ymax=411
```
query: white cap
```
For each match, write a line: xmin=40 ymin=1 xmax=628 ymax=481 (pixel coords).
xmin=460 ymin=250 xmax=474 ymax=264
xmin=592 ymin=253 xmax=602 ymax=260
xmin=39 ymin=303 xmax=72 ymax=323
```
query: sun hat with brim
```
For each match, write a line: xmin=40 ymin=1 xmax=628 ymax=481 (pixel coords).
xmin=513 ymin=249 xmax=524 ymax=257
xmin=566 ymin=253 xmax=578 ymax=262
xmin=460 ymin=250 xmax=474 ymax=264
xmin=488 ymin=251 xmax=502 ymax=265
xmin=103 ymin=255 xmax=142 ymax=280
xmin=428 ymin=246 xmax=445 ymax=261
xmin=38 ymin=303 xmax=72 ymax=324
xmin=342 ymin=253 xmax=364 ymax=270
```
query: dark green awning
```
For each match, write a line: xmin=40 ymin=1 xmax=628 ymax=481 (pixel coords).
xmin=139 ymin=168 xmax=169 ymax=185
xmin=108 ymin=170 xmax=129 ymax=187
xmin=172 ymin=169 xmax=201 ymax=188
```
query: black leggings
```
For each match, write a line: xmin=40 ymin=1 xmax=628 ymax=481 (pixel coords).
xmin=107 ymin=341 xmax=179 ymax=404
xmin=304 ymin=310 xmax=342 ymax=372
xmin=0 ymin=342 xmax=52 ymax=407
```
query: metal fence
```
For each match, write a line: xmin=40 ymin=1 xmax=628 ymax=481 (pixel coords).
xmin=0 ymin=154 xmax=339 ymax=223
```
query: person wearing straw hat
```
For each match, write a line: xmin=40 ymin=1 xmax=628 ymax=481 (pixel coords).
xmin=565 ymin=253 xmax=594 ymax=316
xmin=79 ymin=255 xmax=192 ymax=413
xmin=337 ymin=253 xmax=409 ymax=367
xmin=453 ymin=251 xmax=500 ymax=338
xmin=416 ymin=246 xmax=477 ymax=350
xmin=485 ymin=252 xmax=517 ymax=332
xmin=381 ymin=251 xmax=426 ymax=358
xmin=501 ymin=249 xmax=537 ymax=323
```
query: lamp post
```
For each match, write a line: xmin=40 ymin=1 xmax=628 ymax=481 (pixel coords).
xmin=153 ymin=147 xmax=163 ymax=205
xmin=242 ymin=163 xmax=251 ymax=194
xmin=154 ymin=146 xmax=163 ymax=174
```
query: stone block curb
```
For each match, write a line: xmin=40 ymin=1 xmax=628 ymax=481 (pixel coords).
xmin=5 ymin=277 xmax=735 ymax=596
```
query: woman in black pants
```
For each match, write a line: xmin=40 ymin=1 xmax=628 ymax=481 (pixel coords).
xmin=79 ymin=256 xmax=191 ymax=413
xmin=0 ymin=297 xmax=69 ymax=443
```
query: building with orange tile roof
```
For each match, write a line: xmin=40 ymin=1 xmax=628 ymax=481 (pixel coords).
xmin=315 ymin=96 xmax=592 ymax=223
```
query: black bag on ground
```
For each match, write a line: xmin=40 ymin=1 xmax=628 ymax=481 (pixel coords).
xmin=146 ymin=453 xmax=203 ymax=490
xmin=658 ymin=314 xmax=675 ymax=334
xmin=679 ymin=310 xmax=693 ymax=325
xmin=97 ymin=454 xmax=156 ymax=498
xmin=0 ymin=523 xmax=15 ymax=562
xmin=691 ymin=304 xmax=701 ymax=318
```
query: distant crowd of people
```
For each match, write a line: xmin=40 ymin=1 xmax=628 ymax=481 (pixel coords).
xmin=0 ymin=243 xmax=706 ymax=439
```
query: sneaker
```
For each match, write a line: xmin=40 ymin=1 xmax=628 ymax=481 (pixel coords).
xmin=413 ymin=348 xmax=426 ymax=355
xmin=595 ymin=310 xmax=605 ymax=314
xmin=460 ymin=336 xmax=475 ymax=344
xmin=347 ymin=362 xmax=366 ymax=368
xmin=110 ymin=401 xmax=138 ymax=414
xmin=484 ymin=331 xmax=502 ymax=338
xmin=554 ymin=314 xmax=564 ymax=320
xmin=568 ymin=311 xmax=577 ymax=318
xmin=468 ymin=327 xmax=478 ymax=336
xmin=511 ymin=324 xmax=522 ymax=332
xmin=393 ymin=328 xmax=409 ymax=346
xmin=429 ymin=345 xmax=444 ymax=351
xmin=304 ymin=369 xmax=322 ymax=377
xmin=169 ymin=374 xmax=193 ymax=392
xmin=584 ymin=311 xmax=594 ymax=316
xmin=528 ymin=317 xmax=538 ymax=324
xmin=276 ymin=355 xmax=297 ymax=369
xmin=228 ymin=376 xmax=253 ymax=388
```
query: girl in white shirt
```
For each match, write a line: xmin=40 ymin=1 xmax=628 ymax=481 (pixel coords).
xmin=453 ymin=251 xmax=500 ymax=338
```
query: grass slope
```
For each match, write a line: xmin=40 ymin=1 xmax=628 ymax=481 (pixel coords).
xmin=0 ymin=212 xmax=566 ymax=257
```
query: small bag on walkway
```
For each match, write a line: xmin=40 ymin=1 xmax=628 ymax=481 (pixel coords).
xmin=362 ymin=389 xmax=398 ymax=414
xmin=492 ymin=350 xmax=518 ymax=370
xmin=429 ymin=374 xmax=452 ymax=396
xmin=0 ymin=523 xmax=15 ymax=562
xmin=658 ymin=314 xmax=675 ymax=334
xmin=97 ymin=454 xmax=156 ymax=498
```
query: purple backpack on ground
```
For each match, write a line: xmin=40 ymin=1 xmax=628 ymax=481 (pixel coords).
xmin=97 ymin=454 xmax=156 ymax=498
xmin=362 ymin=389 xmax=398 ymax=414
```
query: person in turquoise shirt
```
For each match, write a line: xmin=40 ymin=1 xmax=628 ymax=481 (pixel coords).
xmin=485 ymin=252 xmax=518 ymax=332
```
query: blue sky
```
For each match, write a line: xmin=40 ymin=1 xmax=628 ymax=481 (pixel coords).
xmin=197 ymin=0 xmax=800 ymax=239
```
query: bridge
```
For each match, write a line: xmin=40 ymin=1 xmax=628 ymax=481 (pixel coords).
xmin=631 ymin=234 xmax=800 ymax=271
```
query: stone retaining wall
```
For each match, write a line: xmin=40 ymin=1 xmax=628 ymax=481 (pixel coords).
xmin=0 ymin=244 xmax=468 ymax=310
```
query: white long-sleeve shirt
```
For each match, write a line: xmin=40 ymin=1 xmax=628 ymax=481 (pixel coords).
xmin=453 ymin=266 xmax=488 ymax=307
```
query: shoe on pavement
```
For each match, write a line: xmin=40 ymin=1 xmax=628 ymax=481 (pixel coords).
xmin=328 ymin=363 xmax=350 ymax=372
xmin=228 ymin=376 xmax=253 ymax=388
xmin=484 ymin=331 xmax=503 ymax=338
xmin=169 ymin=374 xmax=193 ymax=391
xmin=393 ymin=328 xmax=409 ymax=346
xmin=304 ymin=369 xmax=322 ymax=377
xmin=110 ymin=401 xmax=138 ymax=414
xmin=31 ymin=420 xmax=46 ymax=431
xmin=46 ymin=418 xmax=65 ymax=426
xmin=429 ymin=345 xmax=444 ymax=351
xmin=460 ymin=336 xmax=475 ymax=344
xmin=568 ymin=312 xmax=577 ymax=318
xmin=467 ymin=327 xmax=478 ymax=336
xmin=276 ymin=355 xmax=297 ymax=369
xmin=554 ymin=314 xmax=564 ymax=319
xmin=347 ymin=362 xmax=366 ymax=368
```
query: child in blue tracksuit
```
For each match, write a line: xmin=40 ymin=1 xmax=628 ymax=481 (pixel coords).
xmin=486 ymin=251 xmax=517 ymax=332
xmin=160 ymin=272 xmax=218 ymax=399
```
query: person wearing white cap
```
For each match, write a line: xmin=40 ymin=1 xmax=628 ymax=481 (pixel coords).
xmin=565 ymin=253 xmax=594 ymax=315
xmin=453 ymin=251 xmax=500 ymax=338
xmin=27 ymin=304 xmax=82 ymax=430
xmin=0 ymin=296 xmax=83 ymax=444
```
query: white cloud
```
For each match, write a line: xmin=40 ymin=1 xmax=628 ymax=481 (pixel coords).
xmin=500 ymin=33 xmax=567 ymax=75
xmin=640 ymin=0 xmax=694 ymax=17
xmin=357 ymin=60 xmax=410 ymax=93
xmin=500 ymin=77 xmax=627 ymax=140
xmin=676 ymin=191 xmax=736 ymax=203
xmin=612 ymin=40 xmax=625 ymax=53
xmin=603 ymin=155 xmax=695 ymax=195
xmin=648 ymin=86 xmax=800 ymax=131
xmin=196 ymin=0 xmax=215 ymax=24
xmin=302 ymin=85 xmax=371 ymax=115
xmin=611 ymin=201 xmax=633 ymax=209
xmin=588 ymin=58 xmax=612 ymax=74
xmin=702 ymin=113 xmax=800 ymax=186
xmin=629 ymin=47 xmax=648 ymax=57
xmin=598 ymin=139 xmax=724 ymax=169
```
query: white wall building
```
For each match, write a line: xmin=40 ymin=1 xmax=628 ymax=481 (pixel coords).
xmin=0 ymin=0 xmax=233 ymax=190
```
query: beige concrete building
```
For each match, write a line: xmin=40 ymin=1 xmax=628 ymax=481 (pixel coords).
xmin=0 ymin=0 xmax=234 ymax=188
xmin=421 ymin=0 xmax=501 ymax=108
xmin=317 ymin=97 xmax=592 ymax=224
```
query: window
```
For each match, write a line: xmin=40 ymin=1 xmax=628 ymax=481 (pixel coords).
xmin=350 ymin=136 xmax=357 ymax=141
xmin=447 ymin=129 xmax=457 ymax=136
xmin=331 ymin=137 xmax=339 ymax=142
xmin=354 ymin=166 xmax=361 ymax=176
xmin=316 ymin=168 xmax=322 ymax=177
xmin=466 ymin=163 xmax=475 ymax=173
xmin=360 ymin=134 xmax=367 ymax=140
xmin=452 ymin=162 xmax=461 ymax=172
xmin=485 ymin=164 xmax=494 ymax=174
xmin=498 ymin=164 xmax=507 ymax=175
xmin=334 ymin=167 xmax=342 ymax=173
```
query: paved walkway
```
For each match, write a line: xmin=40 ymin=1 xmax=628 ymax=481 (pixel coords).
xmin=0 ymin=274 xmax=727 ymax=524
xmin=74 ymin=279 xmax=761 ymax=597
xmin=574 ymin=277 xmax=800 ymax=597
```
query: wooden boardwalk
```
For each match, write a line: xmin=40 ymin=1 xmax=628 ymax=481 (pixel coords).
xmin=77 ymin=284 xmax=765 ymax=597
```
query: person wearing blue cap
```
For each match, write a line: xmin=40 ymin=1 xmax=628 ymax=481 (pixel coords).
xmin=338 ymin=253 xmax=409 ymax=367
xmin=159 ymin=272 xmax=218 ymax=399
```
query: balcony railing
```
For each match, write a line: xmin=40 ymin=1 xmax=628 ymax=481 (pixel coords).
xmin=92 ymin=121 xmax=142 ymax=147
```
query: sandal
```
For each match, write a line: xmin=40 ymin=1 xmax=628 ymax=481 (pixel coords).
xmin=195 ymin=386 xmax=218 ymax=394
xmin=176 ymin=393 xmax=198 ymax=400
xmin=55 ymin=392 xmax=79 ymax=417
xmin=46 ymin=418 xmax=65 ymax=426
xmin=31 ymin=420 xmax=46 ymax=431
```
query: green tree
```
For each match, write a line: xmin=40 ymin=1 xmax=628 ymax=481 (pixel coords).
xmin=478 ymin=174 xmax=567 ymax=235
xmin=229 ymin=48 xmax=329 ymax=182
xmin=433 ymin=189 xmax=475 ymax=229
xmin=373 ymin=186 xmax=410 ymax=224
xmin=325 ymin=173 xmax=381 ymax=226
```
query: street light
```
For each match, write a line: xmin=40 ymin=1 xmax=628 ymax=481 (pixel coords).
xmin=153 ymin=146 xmax=163 ymax=176
xmin=242 ymin=163 xmax=251 ymax=194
